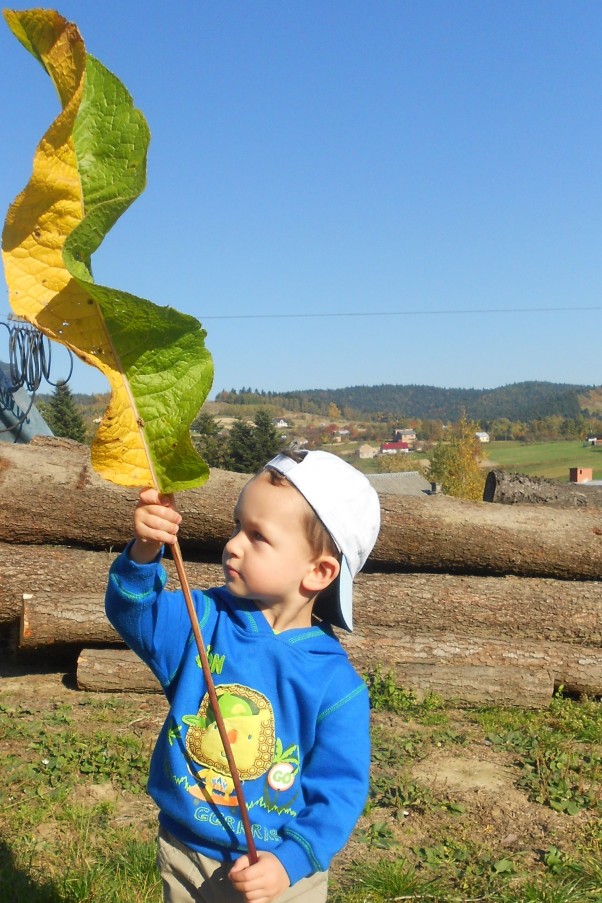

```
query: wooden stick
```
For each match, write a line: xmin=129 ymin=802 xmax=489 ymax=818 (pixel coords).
xmin=141 ymin=446 xmax=257 ymax=862
xmin=171 ymin=539 xmax=258 ymax=864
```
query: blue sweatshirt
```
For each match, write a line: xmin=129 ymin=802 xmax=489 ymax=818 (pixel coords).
xmin=105 ymin=546 xmax=371 ymax=886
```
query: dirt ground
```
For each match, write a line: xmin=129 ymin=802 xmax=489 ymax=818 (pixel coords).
xmin=1 ymin=655 xmax=595 ymax=893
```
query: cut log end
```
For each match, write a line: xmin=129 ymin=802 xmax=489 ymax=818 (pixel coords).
xmin=77 ymin=648 xmax=161 ymax=694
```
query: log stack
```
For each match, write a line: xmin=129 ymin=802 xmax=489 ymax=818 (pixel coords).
xmin=1 ymin=438 xmax=602 ymax=707
xmin=484 ymin=469 xmax=602 ymax=509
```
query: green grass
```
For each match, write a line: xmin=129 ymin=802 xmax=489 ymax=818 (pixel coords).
xmin=346 ymin=677 xmax=602 ymax=902
xmin=485 ymin=440 xmax=602 ymax=481
xmin=4 ymin=676 xmax=602 ymax=902
xmin=0 ymin=834 xmax=160 ymax=903
xmin=355 ymin=438 xmax=602 ymax=483
xmin=331 ymin=856 xmax=602 ymax=902
xmin=0 ymin=695 xmax=160 ymax=902
xmin=0 ymin=785 xmax=161 ymax=903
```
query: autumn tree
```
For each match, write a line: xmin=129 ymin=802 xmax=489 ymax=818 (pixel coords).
xmin=375 ymin=452 xmax=428 ymax=476
xmin=428 ymin=411 xmax=486 ymax=500
xmin=417 ymin=419 xmax=445 ymax=442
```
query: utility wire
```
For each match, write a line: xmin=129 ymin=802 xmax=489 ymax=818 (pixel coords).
xmin=201 ymin=305 xmax=602 ymax=321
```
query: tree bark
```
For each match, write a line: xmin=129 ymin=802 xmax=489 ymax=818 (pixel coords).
xmin=1 ymin=545 xmax=116 ymax=623
xmin=80 ymin=634 xmax=602 ymax=707
xmin=77 ymin=644 xmax=553 ymax=704
xmin=356 ymin=571 xmax=602 ymax=646
xmin=20 ymin=595 xmax=123 ymax=648
xmin=484 ymin=470 xmax=602 ymax=508
xmin=2 ymin=439 xmax=602 ymax=580
xmin=342 ymin=630 xmax=602 ymax=705
xmin=11 ymin=564 xmax=602 ymax=649
xmin=0 ymin=542 xmax=223 ymax=624
xmin=373 ymin=492 xmax=602 ymax=579
xmin=0 ymin=438 xmax=245 ymax=553
xmin=77 ymin=647 xmax=161 ymax=693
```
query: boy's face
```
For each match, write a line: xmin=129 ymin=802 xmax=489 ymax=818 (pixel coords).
xmin=222 ymin=471 xmax=318 ymax=609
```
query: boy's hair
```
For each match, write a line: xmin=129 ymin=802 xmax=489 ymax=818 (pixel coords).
xmin=263 ymin=449 xmax=381 ymax=632
xmin=265 ymin=455 xmax=340 ymax=561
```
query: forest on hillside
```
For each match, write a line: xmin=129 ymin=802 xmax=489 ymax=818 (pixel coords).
xmin=31 ymin=381 xmax=602 ymax=447
xmin=215 ymin=381 xmax=602 ymax=423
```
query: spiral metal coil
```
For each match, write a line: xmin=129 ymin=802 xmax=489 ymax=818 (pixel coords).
xmin=0 ymin=318 xmax=74 ymax=438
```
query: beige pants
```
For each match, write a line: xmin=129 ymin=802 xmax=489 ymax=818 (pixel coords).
xmin=157 ymin=826 xmax=329 ymax=903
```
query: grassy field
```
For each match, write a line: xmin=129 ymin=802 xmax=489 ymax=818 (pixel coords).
xmin=484 ymin=440 xmax=602 ymax=482
xmin=4 ymin=666 xmax=602 ymax=902
xmin=351 ymin=439 xmax=602 ymax=484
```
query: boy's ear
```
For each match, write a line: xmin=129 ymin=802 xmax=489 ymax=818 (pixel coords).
xmin=302 ymin=556 xmax=340 ymax=594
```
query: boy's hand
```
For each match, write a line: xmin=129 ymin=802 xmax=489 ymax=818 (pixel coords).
xmin=130 ymin=488 xmax=182 ymax=564
xmin=228 ymin=852 xmax=290 ymax=903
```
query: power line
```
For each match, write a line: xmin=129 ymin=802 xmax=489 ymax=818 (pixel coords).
xmin=3 ymin=306 xmax=599 ymax=325
xmin=201 ymin=305 xmax=602 ymax=321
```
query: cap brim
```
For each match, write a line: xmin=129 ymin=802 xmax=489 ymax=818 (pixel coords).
xmin=312 ymin=556 xmax=354 ymax=632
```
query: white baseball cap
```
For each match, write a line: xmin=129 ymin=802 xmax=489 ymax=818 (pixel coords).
xmin=265 ymin=450 xmax=381 ymax=631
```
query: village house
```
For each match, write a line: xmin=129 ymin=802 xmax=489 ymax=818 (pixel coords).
xmin=475 ymin=431 xmax=490 ymax=443
xmin=358 ymin=443 xmax=379 ymax=459
xmin=394 ymin=427 xmax=416 ymax=446
xmin=380 ymin=440 xmax=410 ymax=454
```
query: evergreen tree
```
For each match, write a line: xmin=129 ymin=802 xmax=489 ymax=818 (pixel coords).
xmin=191 ymin=411 xmax=230 ymax=469
xmin=41 ymin=380 xmax=87 ymax=443
xmin=251 ymin=409 xmax=282 ymax=465
xmin=227 ymin=409 xmax=282 ymax=474
xmin=227 ymin=418 xmax=258 ymax=473
xmin=428 ymin=411 xmax=485 ymax=501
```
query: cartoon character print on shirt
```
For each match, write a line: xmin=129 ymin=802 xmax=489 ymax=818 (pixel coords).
xmin=182 ymin=683 xmax=299 ymax=811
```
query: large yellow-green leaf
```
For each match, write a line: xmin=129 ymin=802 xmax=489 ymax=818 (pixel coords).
xmin=1 ymin=9 xmax=214 ymax=492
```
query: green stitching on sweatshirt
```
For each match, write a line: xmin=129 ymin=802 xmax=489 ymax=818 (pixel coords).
xmin=317 ymin=683 xmax=366 ymax=723
xmin=287 ymin=629 xmax=324 ymax=644
xmin=281 ymin=826 xmax=322 ymax=872
xmin=108 ymin=567 xmax=167 ymax=602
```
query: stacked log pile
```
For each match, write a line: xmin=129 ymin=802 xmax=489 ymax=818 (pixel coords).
xmin=484 ymin=469 xmax=602 ymax=509
xmin=2 ymin=438 xmax=602 ymax=707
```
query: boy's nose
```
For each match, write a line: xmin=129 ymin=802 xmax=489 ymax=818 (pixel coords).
xmin=224 ymin=533 xmax=241 ymax=555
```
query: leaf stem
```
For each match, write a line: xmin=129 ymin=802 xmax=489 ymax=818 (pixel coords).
xmin=170 ymin=539 xmax=258 ymax=864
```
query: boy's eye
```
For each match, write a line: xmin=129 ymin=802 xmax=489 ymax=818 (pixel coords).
xmin=253 ymin=531 xmax=266 ymax=542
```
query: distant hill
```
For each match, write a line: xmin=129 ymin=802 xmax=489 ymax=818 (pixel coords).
xmin=216 ymin=381 xmax=602 ymax=423
xmin=36 ymin=381 xmax=602 ymax=426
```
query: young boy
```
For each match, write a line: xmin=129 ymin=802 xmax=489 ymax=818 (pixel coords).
xmin=105 ymin=449 xmax=381 ymax=903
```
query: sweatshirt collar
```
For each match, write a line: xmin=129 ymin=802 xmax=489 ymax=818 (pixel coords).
xmin=211 ymin=588 xmax=343 ymax=651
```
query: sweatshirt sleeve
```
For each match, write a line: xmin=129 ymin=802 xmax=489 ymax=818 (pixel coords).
xmin=105 ymin=543 xmax=209 ymax=691
xmin=275 ymin=678 xmax=371 ymax=885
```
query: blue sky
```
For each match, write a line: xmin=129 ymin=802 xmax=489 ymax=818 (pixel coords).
xmin=1 ymin=1 xmax=601 ymax=399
